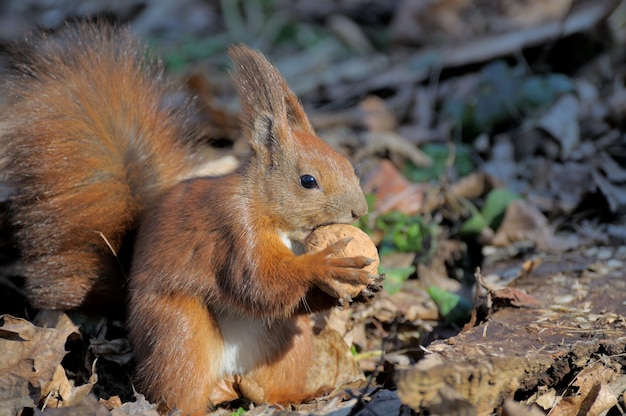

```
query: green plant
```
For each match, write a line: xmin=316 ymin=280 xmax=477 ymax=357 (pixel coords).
xmin=459 ymin=188 xmax=522 ymax=236
xmin=376 ymin=212 xmax=436 ymax=257
xmin=427 ymin=285 xmax=472 ymax=325
xmin=403 ymin=142 xmax=474 ymax=183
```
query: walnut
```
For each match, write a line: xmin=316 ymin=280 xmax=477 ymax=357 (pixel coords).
xmin=306 ymin=224 xmax=380 ymax=299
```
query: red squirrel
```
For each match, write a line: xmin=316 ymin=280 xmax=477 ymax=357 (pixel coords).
xmin=1 ymin=24 xmax=377 ymax=414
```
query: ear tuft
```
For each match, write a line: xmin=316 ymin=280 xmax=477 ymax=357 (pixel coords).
xmin=228 ymin=45 xmax=314 ymax=147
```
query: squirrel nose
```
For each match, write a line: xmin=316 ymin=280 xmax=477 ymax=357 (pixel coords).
xmin=351 ymin=193 xmax=368 ymax=220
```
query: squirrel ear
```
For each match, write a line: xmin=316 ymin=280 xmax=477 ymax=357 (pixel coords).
xmin=229 ymin=45 xmax=314 ymax=157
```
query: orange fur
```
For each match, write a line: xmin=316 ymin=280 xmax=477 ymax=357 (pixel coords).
xmin=0 ymin=24 xmax=195 ymax=310
xmin=1 ymin=25 xmax=372 ymax=414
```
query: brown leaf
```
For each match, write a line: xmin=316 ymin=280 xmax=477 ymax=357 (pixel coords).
xmin=40 ymin=365 xmax=73 ymax=409
xmin=362 ymin=160 xmax=429 ymax=215
xmin=34 ymin=393 xmax=110 ymax=416
xmin=0 ymin=315 xmax=78 ymax=387
xmin=359 ymin=95 xmax=397 ymax=132
xmin=501 ymin=399 xmax=546 ymax=416
xmin=535 ymin=94 xmax=580 ymax=160
xmin=356 ymin=131 xmax=432 ymax=168
xmin=391 ymin=0 xmax=471 ymax=43
xmin=306 ymin=325 xmax=365 ymax=394
xmin=490 ymin=287 xmax=540 ymax=309
xmin=41 ymin=360 xmax=98 ymax=409
xmin=549 ymin=362 xmax=619 ymax=415
xmin=449 ymin=172 xmax=488 ymax=200
xmin=0 ymin=314 xmax=79 ymax=414
xmin=492 ymin=200 xmax=578 ymax=252
xmin=99 ymin=395 xmax=122 ymax=410
xmin=503 ymin=0 xmax=573 ymax=29
xmin=110 ymin=392 xmax=160 ymax=416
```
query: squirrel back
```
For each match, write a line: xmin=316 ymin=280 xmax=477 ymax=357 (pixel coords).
xmin=0 ymin=24 xmax=197 ymax=309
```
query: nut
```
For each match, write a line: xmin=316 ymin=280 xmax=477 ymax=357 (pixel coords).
xmin=306 ymin=224 xmax=379 ymax=298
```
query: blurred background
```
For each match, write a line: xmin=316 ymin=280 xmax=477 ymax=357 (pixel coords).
xmin=1 ymin=1 xmax=626 ymax=414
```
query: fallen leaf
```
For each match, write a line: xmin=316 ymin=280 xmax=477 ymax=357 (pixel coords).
xmin=110 ymin=391 xmax=160 ymax=416
xmin=356 ymin=131 xmax=432 ymax=168
xmin=546 ymin=161 xmax=595 ymax=214
xmin=549 ymin=361 xmax=619 ymax=416
xmin=536 ymin=94 xmax=580 ymax=160
xmin=490 ymin=287 xmax=541 ymax=309
xmin=504 ymin=0 xmax=574 ymax=29
xmin=306 ymin=325 xmax=365 ymax=395
xmin=449 ymin=172 xmax=488 ymax=200
xmin=362 ymin=159 xmax=429 ymax=215
xmin=34 ymin=393 xmax=110 ymax=416
xmin=41 ymin=360 xmax=98 ymax=409
xmin=482 ymin=135 xmax=518 ymax=187
xmin=99 ymin=395 xmax=122 ymax=410
xmin=502 ymin=399 xmax=546 ymax=416
xmin=533 ymin=387 xmax=560 ymax=410
xmin=89 ymin=338 xmax=133 ymax=366
xmin=40 ymin=365 xmax=73 ymax=409
xmin=0 ymin=314 xmax=79 ymax=415
xmin=359 ymin=95 xmax=397 ymax=132
xmin=592 ymin=169 xmax=626 ymax=213
xmin=492 ymin=199 xmax=578 ymax=252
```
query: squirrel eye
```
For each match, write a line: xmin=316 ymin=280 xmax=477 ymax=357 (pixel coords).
xmin=299 ymin=174 xmax=318 ymax=189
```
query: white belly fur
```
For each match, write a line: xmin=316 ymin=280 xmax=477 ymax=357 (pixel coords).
xmin=217 ymin=311 xmax=282 ymax=375
xmin=217 ymin=232 xmax=301 ymax=376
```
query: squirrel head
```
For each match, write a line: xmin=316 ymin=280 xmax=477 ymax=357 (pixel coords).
xmin=229 ymin=45 xmax=367 ymax=243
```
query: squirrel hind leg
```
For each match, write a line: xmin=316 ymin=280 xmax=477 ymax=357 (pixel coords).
xmin=128 ymin=291 xmax=228 ymax=414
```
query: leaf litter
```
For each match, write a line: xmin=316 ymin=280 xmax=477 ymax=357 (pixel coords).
xmin=0 ymin=0 xmax=626 ymax=414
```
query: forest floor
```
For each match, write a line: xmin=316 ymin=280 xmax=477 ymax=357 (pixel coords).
xmin=1 ymin=1 xmax=626 ymax=415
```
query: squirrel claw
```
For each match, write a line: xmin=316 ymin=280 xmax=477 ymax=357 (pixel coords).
xmin=368 ymin=273 xmax=384 ymax=292
xmin=352 ymin=273 xmax=385 ymax=304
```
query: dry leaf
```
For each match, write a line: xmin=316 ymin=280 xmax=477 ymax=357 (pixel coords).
xmin=14 ymin=311 xmax=95 ymax=410
xmin=449 ymin=172 xmax=488 ymax=200
xmin=501 ymin=399 xmax=545 ymax=416
xmin=362 ymin=160 xmax=429 ymax=215
xmin=492 ymin=200 xmax=578 ymax=252
xmin=592 ymin=169 xmax=626 ymax=213
xmin=391 ymin=0 xmax=471 ymax=43
xmin=0 ymin=314 xmax=79 ymax=415
xmin=549 ymin=361 xmax=620 ymax=416
xmin=40 ymin=365 xmax=73 ymax=409
xmin=306 ymin=325 xmax=365 ymax=394
xmin=89 ymin=338 xmax=133 ymax=366
xmin=110 ymin=392 xmax=160 ymax=416
xmin=504 ymin=0 xmax=574 ymax=28
xmin=490 ymin=287 xmax=541 ymax=309
xmin=99 ymin=395 xmax=122 ymax=410
xmin=34 ymin=393 xmax=110 ymax=416
xmin=533 ymin=387 xmax=560 ymax=409
xmin=536 ymin=94 xmax=580 ymax=160
xmin=359 ymin=95 xmax=397 ymax=132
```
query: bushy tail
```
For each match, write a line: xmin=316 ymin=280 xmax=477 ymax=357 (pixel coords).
xmin=0 ymin=24 xmax=195 ymax=309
